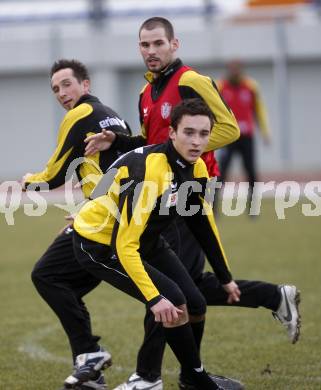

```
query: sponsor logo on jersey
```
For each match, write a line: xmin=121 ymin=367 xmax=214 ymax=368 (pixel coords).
xmin=161 ymin=102 xmax=172 ymax=119
xmin=99 ymin=116 xmax=127 ymax=129
xmin=143 ymin=107 xmax=149 ymax=117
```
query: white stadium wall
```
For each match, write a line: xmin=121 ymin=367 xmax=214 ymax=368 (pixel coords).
xmin=0 ymin=9 xmax=321 ymax=179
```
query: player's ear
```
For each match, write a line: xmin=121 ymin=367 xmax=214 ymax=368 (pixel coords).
xmin=171 ymin=38 xmax=179 ymax=52
xmin=169 ymin=126 xmax=176 ymax=140
xmin=83 ymin=79 xmax=90 ymax=93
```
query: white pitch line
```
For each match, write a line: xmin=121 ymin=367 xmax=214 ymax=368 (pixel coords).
xmin=18 ymin=324 xmax=70 ymax=364
xmin=18 ymin=324 xmax=180 ymax=377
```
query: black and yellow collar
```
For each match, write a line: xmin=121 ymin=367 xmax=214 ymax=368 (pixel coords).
xmin=144 ymin=58 xmax=183 ymax=84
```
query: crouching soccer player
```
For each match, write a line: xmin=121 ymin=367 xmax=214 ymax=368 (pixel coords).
xmin=69 ymin=99 xmax=244 ymax=390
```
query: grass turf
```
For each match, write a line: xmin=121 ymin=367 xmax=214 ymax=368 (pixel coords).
xmin=0 ymin=200 xmax=320 ymax=389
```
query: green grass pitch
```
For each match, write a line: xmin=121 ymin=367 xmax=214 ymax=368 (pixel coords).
xmin=0 ymin=200 xmax=320 ymax=389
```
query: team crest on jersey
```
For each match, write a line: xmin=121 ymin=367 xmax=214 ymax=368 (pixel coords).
xmin=166 ymin=191 xmax=178 ymax=208
xmin=161 ymin=102 xmax=172 ymax=119
xmin=166 ymin=181 xmax=179 ymax=207
xmin=240 ymin=89 xmax=251 ymax=103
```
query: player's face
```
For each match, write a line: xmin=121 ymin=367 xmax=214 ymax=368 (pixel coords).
xmin=139 ymin=27 xmax=178 ymax=75
xmin=227 ymin=60 xmax=243 ymax=84
xmin=169 ymin=114 xmax=211 ymax=163
xmin=51 ymin=68 xmax=90 ymax=110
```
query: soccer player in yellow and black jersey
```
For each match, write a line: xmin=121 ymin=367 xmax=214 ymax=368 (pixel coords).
xmin=72 ymin=99 xmax=244 ymax=390
xmin=21 ymin=59 xmax=131 ymax=390
xmin=85 ymin=17 xmax=301 ymax=390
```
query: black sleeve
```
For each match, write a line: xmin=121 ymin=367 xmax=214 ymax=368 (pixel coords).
xmin=183 ymin=192 xmax=232 ymax=285
xmin=111 ymin=133 xmax=146 ymax=152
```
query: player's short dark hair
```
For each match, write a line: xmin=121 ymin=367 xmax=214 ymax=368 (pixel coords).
xmin=50 ymin=59 xmax=90 ymax=82
xmin=170 ymin=99 xmax=215 ymax=130
xmin=139 ymin=17 xmax=174 ymax=41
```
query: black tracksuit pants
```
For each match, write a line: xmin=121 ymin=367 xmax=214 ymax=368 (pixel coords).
xmin=135 ymin=217 xmax=281 ymax=381
xmin=31 ymin=220 xmax=280 ymax=372
xmin=72 ymin=231 xmax=206 ymax=316
xmin=220 ymin=135 xmax=256 ymax=192
xmin=31 ymin=226 xmax=102 ymax=360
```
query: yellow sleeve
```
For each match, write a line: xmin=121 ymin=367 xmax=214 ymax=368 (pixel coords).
xmin=246 ymin=78 xmax=270 ymax=139
xmin=215 ymin=79 xmax=224 ymax=92
xmin=141 ymin=123 xmax=147 ymax=139
xmin=25 ymin=104 xmax=92 ymax=189
xmin=139 ymin=84 xmax=149 ymax=139
xmin=114 ymin=154 xmax=168 ymax=302
xmin=179 ymin=71 xmax=240 ymax=151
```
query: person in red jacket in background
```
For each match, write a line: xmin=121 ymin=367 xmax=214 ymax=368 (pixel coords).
xmin=217 ymin=59 xmax=271 ymax=213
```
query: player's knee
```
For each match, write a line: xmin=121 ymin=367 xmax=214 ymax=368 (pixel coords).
xmin=31 ymin=257 xmax=47 ymax=287
xmin=163 ymin=304 xmax=189 ymax=328
xmin=189 ymin=313 xmax=206 ymax=323
xmin=31 ymin=264 xmax=41 ymax=286
xmin=188 ymin=293 xmax=207 ymax=317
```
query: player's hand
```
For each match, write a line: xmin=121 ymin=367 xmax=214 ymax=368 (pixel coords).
xmin=222 ymin=280 xmax=241 ymax=304
xmin=21 ymin=172 xmax=33 ymax=190
xmin=150 ymin=297 xmax=183 ymax=324
xmin=84 ymin=129 xmax=116 ymax=156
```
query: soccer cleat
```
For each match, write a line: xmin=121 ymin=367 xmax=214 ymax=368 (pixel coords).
xmin=63 ymin=348 xmax=112 ymax=389
xmin=272 ymin=285 xmax=301 ymax=344
xmin=209 ymin=374 xmax=244 ymax=390
xmin=112 ymin=372 xmax=163 ymax=390
xmin=80 ymin=373 xmax=108 ymax=389
xmin=179 ymin=373 xmax=245 ymax=390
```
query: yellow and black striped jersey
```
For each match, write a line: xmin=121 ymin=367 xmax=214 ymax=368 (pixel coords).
xmin=74 ymin=141 xmax=232 ymax=303
xmin=25 ymin=94 xmax=131 ymax=198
